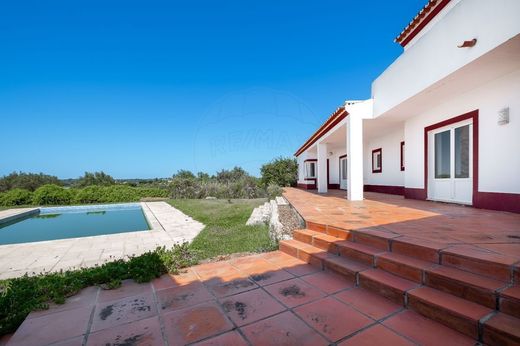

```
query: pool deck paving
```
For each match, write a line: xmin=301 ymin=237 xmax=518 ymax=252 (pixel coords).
xmin=0 ymin=208 xmax=39 ymax=225
xmin=0 ymin=202 xmax=205 ymax=279
xmin=3 ymin=251 xmax=478 ymax=346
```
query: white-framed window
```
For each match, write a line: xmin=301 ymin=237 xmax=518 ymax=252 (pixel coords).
xmin=305 ymin=161 xmax=316 ymax=178
xmin=340 ymin=157 xmax=347 ymax=180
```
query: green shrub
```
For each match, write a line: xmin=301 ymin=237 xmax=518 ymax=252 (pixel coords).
xmin=0 ymin=189 xmax=33 ymax=206
xmin=136 ymin=188 xmax=169 ymax=199
xmin=260 ymin=157 xmax=297 ymax=187
xmin=169 ymin=178 xmax=199 ymax=199
xmin=98 ymin=185 xmax=140 ymax=203
xmin=267 ymin=183 xmax=283 ymax=199
xmin=73 ymin=186 xmax=103 ymax=204
xmin=0 ymin=243 xmax=196 ymax=336
xmin=32 ymin=185 xmax=73 ymax=205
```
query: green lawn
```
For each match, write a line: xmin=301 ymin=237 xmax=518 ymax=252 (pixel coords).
xmin=168 ymin=198 xmax=277 ymax=260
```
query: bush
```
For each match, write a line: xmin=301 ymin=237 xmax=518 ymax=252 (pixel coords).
xmin=0 ymin=243 xmax=197 ymax=336
xmin=0 ymin=189 xmax=33 ymax=206
xmin=260 ymin=157 xmax=297 ymax=187
xmin=169 ymin=178 xmax=199 ymax=199
xmin=267 ymin=183 xmax=283 ymax=199
xmin=73 ymin=186 xmax=103 ymax=204
xmin=98 ymin=185 xmax=140 ymax=203
xmin=136 ymin=188 xmax=169 ymax=199
xmin=32 ymin=185 xmax=73 ymax=205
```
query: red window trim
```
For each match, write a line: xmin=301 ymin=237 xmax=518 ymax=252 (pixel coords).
xmin=400 ymin=141 xmax=405 ymax=171
xmin=372 ymin=148 xmax=382 ymax=173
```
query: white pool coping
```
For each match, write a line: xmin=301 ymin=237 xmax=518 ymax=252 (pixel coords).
xmin=0 ymin=202 xmax=205 ymax=279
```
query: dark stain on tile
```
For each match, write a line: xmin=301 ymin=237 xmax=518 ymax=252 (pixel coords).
xmin=251 ymin=273 xmax=271 ymax=282
xmin=99 ymin=305 xmax=114 ymax=320
xmin=222 ymin=300 xmax=248 ymax=320
xmin=161 ymin=293 xmax=193 ymax=309
xmin=280 ymin=285 xmax=305 ymax=298
xmin=108 ymin=332 xmax=146 ymax=346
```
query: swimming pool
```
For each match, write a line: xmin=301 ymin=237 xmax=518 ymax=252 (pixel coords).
xmin=0 ymin=204 xmax=150 ymax=245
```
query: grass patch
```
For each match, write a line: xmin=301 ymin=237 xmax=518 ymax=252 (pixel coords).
xmin=0 ymin=243 xmax=197 ymax=336
xmin=169 ymin=198 xmax=277 ymax=260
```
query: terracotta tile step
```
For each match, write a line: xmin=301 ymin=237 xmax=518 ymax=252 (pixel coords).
xmin=336 ymin=240 xmax=385 ymax=266
xmin=306 ymin=221 xmax=327 ymax=234
xmin=424 ymin=265 xmax=508 ymax=309
xmin=293 ymin=229 xmax=341 ymax=254
xmin=351 ymin=229 xmax=399 ymax=251
xmin=375 ymin=252 xmax=436 ymax=283
xmin=499 ymin=286 xmax=520 ymax=318
xmin=358 ymin=268 xmax=419 ymax=306
xmin=407 ymin=286 xmax=494 ymax=339
xmin=440 ymin=245 xmax=517 ymax=282
xmin=322 ymin=255 xmax=370 ymax=283
xmin=306 ymin=221 xmax=351 ymax=240
xmin=391 ymin=236 xmax=449 ymax=263
xmin=279 ymin=239 xmax=328 ymax=268
xmin=482 ymin=312 xmax=520 ymax=346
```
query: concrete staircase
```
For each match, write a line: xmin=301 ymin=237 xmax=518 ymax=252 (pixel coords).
xmin=279 ymin=223 xmax=520 ymax=346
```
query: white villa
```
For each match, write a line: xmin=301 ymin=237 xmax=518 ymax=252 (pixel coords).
xmin=295 ymin=0 xmax=520 ymax=214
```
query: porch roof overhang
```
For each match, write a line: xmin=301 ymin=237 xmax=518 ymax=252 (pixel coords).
xmin=294 ymin=107 xmax=348 ymax=157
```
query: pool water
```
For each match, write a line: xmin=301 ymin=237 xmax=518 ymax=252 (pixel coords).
xmin=0 ymin=204 xmax=150 ymax=245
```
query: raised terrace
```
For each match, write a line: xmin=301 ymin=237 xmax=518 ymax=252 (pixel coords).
xmin=280 ymin=187 xmax=520 ymax=345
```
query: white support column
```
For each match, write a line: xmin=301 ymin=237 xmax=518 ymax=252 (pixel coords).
xmin=346 ymin=115 xmax=364 ymax=200
xmin=317 ymin=142 xmax=328 ymax=193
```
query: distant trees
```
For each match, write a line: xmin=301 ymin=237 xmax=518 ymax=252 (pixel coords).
xmin=76 ymin=171 xmax=115 ymax=187
xmin=216 ymin=167 xmax=249 ymax=184
xmin=172 ymin=170 xmax=196 ymax=180
xmin=0 ymin=157 xmax=297 ymax=205
xmin=0 ymin=172 xmax=61 ymax=192
xmin=260 ymin=157 xmax=297 ymax=187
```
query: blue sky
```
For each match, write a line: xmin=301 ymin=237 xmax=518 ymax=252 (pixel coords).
xmin=0 ymin=0 xmax=425 ymax=178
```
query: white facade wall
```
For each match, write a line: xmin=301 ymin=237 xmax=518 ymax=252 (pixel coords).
xmin=372 ymin=0 xmax=520 ymax=117
xmin=363 ymin=128 xmax=404 ymax=187
xmin=404 ymin=69 xmax=520 ymax=193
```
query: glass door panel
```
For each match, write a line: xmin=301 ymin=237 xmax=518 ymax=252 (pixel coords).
xmin=435 ymin=130 xmax=451 ymax=179
xmin=455 ymin=124 xmax=470 ymax=178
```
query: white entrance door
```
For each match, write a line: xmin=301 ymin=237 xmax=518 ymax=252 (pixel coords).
xmin=428 ymin=120 xmax=473 ymax=204
xmin=340 ymin=156 xmax=348 ymax=190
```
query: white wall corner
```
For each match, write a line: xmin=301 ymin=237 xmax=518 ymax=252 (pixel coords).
xmin=344 ymin=99 xmax=374 ymax=119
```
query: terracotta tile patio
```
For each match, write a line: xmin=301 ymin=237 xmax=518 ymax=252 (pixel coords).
xmin=5 ymin=251 xmax=477 ymax=346
xmin=283 ymin=187 xmax=520 ymax=267
xmin=5 ymin=188 xmax=520 ymax=345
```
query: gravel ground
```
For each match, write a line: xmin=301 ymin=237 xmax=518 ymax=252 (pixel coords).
xmin=278 ymin=204 xmax=303 ymax=238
